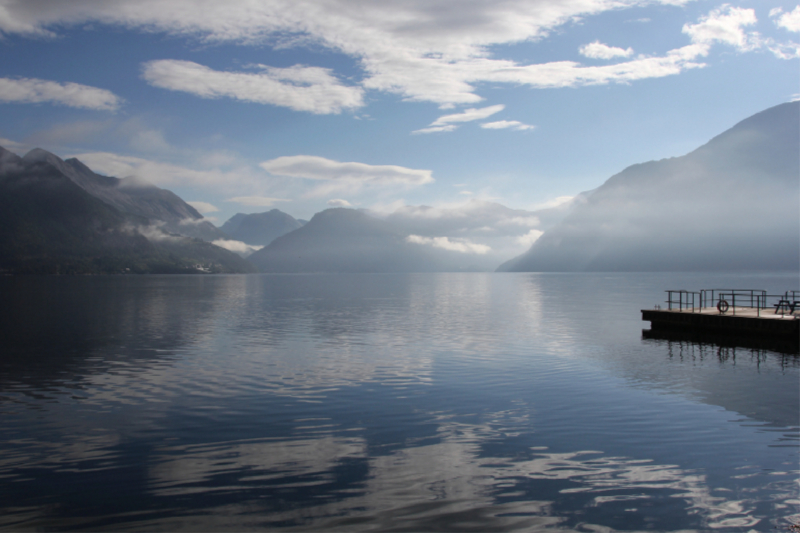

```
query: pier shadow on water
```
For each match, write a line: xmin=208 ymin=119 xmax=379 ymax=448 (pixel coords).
xmin=642 ymin=327 xmax=800 ymax=357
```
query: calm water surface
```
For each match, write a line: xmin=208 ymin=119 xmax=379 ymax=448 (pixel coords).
xmin=0 ymin=272 xmax=797 ymax=531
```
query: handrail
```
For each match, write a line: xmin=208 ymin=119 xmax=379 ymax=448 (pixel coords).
xmin=663 ymin=289 xmax=799 ymax=316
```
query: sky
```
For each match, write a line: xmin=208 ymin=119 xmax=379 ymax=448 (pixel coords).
xmin=0 ymin=0 xmax=797 ymax=226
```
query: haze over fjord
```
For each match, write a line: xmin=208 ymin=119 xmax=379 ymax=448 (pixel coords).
xmin=0 ymin=0 xmax=796 ymax=235
xmin=499 ymin=101 xmax=800 ymax=272
xmin=1 ymin=100 xmax=796 ymax=273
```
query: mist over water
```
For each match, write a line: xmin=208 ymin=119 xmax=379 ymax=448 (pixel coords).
xmin=0 ymin=273 xmax=797 ymax=531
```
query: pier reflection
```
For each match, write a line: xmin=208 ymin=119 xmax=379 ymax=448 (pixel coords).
xmin=642 ymin=327 xmax=800 ymax=356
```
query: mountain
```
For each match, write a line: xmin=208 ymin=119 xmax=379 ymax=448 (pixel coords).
xmin=220 ymin=209 xmax=304 ymax=246
xmin=247 ymin=198 xmax=587 ymax=273
xmin=498 ymin=102 xmax=800 ymax=272
xmin=0 ymin=146 xmax=255 ymax=274
xmin=248 ymin=208 xmax=494 ymax=272
xmin=21 ymin=148 xmax=227 ymax=242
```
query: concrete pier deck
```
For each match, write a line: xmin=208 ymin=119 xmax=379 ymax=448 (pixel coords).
xmin=642 ymin=306 xmax=799 ymax=340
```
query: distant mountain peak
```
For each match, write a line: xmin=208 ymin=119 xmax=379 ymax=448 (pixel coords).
xmin=0 ymin=146 xmax=22 ymax=167
xmin=22 ymin=147 xmax=60 ymax=163
xmin=2 ymin=144 xmax=225 ymax=242
xmin=64 ymin=157 xmax=95 ymax=175
xmin=220 ymin=208 xmax=303 ymax=247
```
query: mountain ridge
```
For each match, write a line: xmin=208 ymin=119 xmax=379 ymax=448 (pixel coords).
xmin=21 ymin=147 xmax=227 ymax=242
xmin=248 ymin=207 xmax=491 ymax=272
xmin=498 ymin=101 xmax=800 ymax=272
xmin=220 ymin=209 xmax=304 ymax=247
xmin=0 ymin=145 xmax=254 ymax=274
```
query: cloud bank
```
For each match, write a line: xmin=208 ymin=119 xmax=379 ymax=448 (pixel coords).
xmin=187 ymin=201 xmax=219 ymax=214
xmin=0 ymin=77 xmax=121 ymax=110
xmin=772 ymin=7 xmax=800 ymax=33
xmin=481 ymin=120 xmax=534 ymax=131
xmin=142 ymin=60 xmax=363 ymax=114
xmin=406 ymin=235 xmax=491 ymax=255
xmin=226 ymin=196 xmax=290 ymax=207
xmin=682 ymin=5 xmax=759 ymax=51
xmin=327 ymin=198 xmax=352 ymax=207
xmin=414 ymin=105 xmax=505 ymax=134
xmin=579 ymin=41 xmax=634 ymax=59
xmin=212 ymin=238 xmax=263 ymax=255
xmin=70 ymin=151 xmax=259 ymax=191
xmin=0 ymin=0 xmax=783 ymax=110
xmin=260 ymin=155 xmax=433 ymax=196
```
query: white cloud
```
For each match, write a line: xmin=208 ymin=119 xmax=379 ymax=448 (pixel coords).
xmin=0 ymin=77 xmax=121 ymax=110
xmin=517 ymin=229 xmax=544 ymax=247
xmin=186 ymin=201 xmax=219 ymax=213
xmin=498 ymin=216 xmax=541 ymax=227
xmin=212 ymin=239 xmax=263 ymax=255
xmin=368 ymin=199 xmax=407 ymax=216
xmin=24 ymin=118 xmax=179 ymax=155
xmin=481 ymin=120 xmax=534 ymax=131
xmin=70 ymin=151 xmax=260 ymax=190
xmin=226 ymin=196 xmax=291 ymax=207
xmin=383 ymin=200 xmax=553 ymax=260
xmin=772 ymin=7 xmax=800 ymax=33
xmin=260 ymin=155 xmax=433 ymax=187
xmin=533 ymin=195 xmax=575 ymax=210
xmin=431 ymin=105 xmax=505 ymax=126
xmin=405 ymin=235 xmax=491 ymax=255
xmin=471 ymin=45 xmax=709 ymax=89
xmin=0 ymin=137 xmax=31 ymax=154
xmin=682 ymin=5 xmax=800 ymax=60
xmin=411 ymin=124 xmax=458 ymax=135
xmin=579 ymin=41 xmax=634 ymax=59
xmin=765 ymin=40 xmax=800 ymax=60
xmin=124 ymin=222 xmax=183 ymax=243
xmin=142 ymin=60 xmax=363 ymax=114
xmin=327 ymin=198 xmax=352 ymax=207
xmin=682 ymin=5 xmax=759 ymax=51
xmin=0 ymin=0 xmax=713 ymax=107
xmin=178 ymin=217 xmax=212 ymax=226
xmin=414 ymin=105 xmax=504 ymax=134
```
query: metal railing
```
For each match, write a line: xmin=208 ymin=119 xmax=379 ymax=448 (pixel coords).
xmin=664 ymin=289 xmax=800 ymax=317
xmin=665 ymin=290 xmax=700 ymax=311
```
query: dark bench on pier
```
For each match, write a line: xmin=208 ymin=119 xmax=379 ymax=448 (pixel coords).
xmin=774 ymin=300 xmax=800 ymax=314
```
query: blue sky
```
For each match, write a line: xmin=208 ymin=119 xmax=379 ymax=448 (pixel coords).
xmin=0 ymin=0 xmax=797 ymax=225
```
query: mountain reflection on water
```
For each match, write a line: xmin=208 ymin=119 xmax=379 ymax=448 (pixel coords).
xmin=0 ymin=272 xmax=797 ymax=531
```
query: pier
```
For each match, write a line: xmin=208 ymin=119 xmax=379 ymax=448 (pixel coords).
xmin=642 ymin=289 xmax=799 ymax=351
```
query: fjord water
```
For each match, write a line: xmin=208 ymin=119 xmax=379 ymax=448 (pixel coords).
xmin=0 ymin=272 xmax=797 ymax=531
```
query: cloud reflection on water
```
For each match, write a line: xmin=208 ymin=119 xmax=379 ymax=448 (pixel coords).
xmin=0 ymin=273 xmax=797 ymax=530
xmin=135 ymin=415 xmax=781 ymax=531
